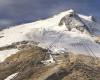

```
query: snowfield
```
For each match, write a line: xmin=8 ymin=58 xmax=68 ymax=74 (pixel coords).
xmin=0 ymin=49 xmax=19 ymax=62
xmin=0 ymin=9 xmax=100 ymax=62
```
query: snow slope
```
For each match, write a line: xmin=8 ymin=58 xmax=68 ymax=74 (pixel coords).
xmin=0 ymin=9 xmax=100 ymax=60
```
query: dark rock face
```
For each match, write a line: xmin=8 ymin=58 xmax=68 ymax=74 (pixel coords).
xmin=59 ymin=12 xmax=91 ymax=33
xmin=0 ymin=40 xmax=39 ymax=51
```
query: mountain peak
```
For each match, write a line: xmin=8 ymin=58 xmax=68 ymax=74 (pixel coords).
xmin=55 ymin=9 xmax=95 ymax=23
xmin=0 ymin=9 xmax=100 ymax=62
xmin=58 ymin=10 xmax=93 ymax=34
xmin=65 ymin=9 xmax=75 ymax=13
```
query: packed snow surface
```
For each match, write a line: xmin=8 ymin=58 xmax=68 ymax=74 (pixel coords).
xmin=0 ymin=9 xmax=100 ymax=58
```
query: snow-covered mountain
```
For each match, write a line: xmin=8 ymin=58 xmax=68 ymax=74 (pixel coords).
xmin=0 ymin=9 xmax=100 ymax=62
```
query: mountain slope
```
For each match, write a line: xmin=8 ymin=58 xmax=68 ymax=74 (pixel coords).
xmin=0 ymin=46 xmax=100 ymax=80
xmin=0 ymin=9 xmax=100 ymax=63
xmin=0 ymin=9 xmax=100 ymax=80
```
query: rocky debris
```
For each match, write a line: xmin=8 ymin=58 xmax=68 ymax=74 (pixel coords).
xmin=0 ymin=45 xmax=100 ymax=80
xmin=12 ymin=40 xmax=39 ymax=50
xmin=44 ymin=53 xmax=100 ymax=80
xmin=0 ymin=44 xmax=15 ymax=51
xmin=0 ymin=40 xmax=39 ymax=51
xmin=0 ymin=46 xmax=49 ymax=80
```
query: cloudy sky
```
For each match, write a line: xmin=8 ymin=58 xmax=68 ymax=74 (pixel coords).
xmin=0 ymin=0 xmax=100 ymax=28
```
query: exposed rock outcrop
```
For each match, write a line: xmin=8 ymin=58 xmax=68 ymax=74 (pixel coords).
xmin=0 ymin=46 xmax=100 ymax=80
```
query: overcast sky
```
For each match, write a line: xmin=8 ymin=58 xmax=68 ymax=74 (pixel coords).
xmin=0 ymin=0 xmax=100 ymax=28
